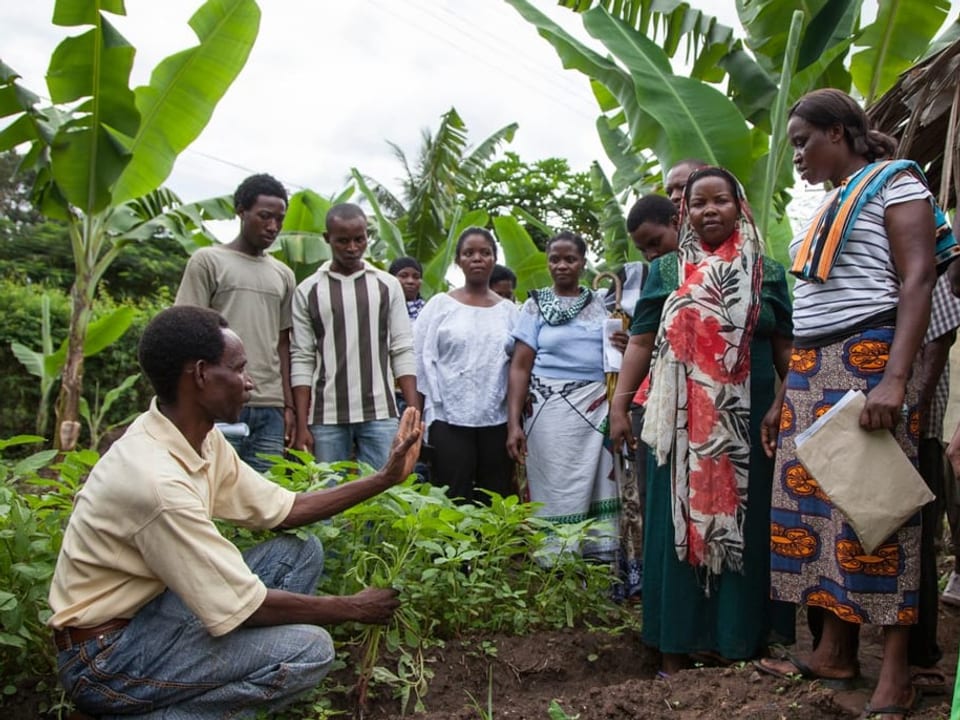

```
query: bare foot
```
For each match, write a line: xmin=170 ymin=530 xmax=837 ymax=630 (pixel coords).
xmin=660 ymin=652 xmax=689 ymax=676
xmin=863 ymin=683 xmax=917 ymax=720
xmin=755 ymin=653 xmax=858 ymax=687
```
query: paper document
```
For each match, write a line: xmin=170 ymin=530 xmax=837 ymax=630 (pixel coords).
xmin=795 ymin=389 xmax=933 ymax=554
xmin=602 ymin=318 xmax=624 ymax=373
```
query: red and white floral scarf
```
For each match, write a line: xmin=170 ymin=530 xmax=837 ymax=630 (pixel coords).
xmin=641 ymin=174 xmax=763 ymax=581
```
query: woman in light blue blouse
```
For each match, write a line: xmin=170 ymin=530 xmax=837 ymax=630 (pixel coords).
xmin=506 ymin=231 xmax=625 ymax=563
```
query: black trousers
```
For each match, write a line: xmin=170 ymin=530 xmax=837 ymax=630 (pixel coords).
xmin=428 ymin=421 xmax=515 ymax=504
xmin=907 ymin=437 xmax=945 ymax=667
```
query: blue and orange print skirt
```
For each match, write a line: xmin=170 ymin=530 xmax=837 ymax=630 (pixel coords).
xmin=770 ymin=326 xmax=921 ymax=626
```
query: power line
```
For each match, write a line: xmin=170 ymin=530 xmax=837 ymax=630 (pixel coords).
xmin=411 ymin=0 xmax=592 ymax=98
xmin=365 ymin=0 xmax=599 ymax=125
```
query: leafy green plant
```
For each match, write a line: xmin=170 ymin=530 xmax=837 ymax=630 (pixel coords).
xmin=0 ymin=0 xmax=258 ymax=449
xmin=12 ymin=300 xmax=135 ymax=437
xmin=228 ymin=456 xmax=632 ymax=715
xmin=548 ymin=699 xmax=581 ymax=720
xmin=464 ymin=665 xmax=495 ymax=720
xmin=0 ymin=279 xmax=169 ymax=445
xmin=508 ymin=0 xmax=955 ymax=262
xmin=78 ymin=372 xmax=141 ymax=449
xmin=0 ymin=441 xmax=93 ymax=704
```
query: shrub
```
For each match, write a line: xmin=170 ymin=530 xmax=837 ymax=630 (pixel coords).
xmin=0 ymin=439 xmax=93 ymax=706
xmin=1 ymin=445 xmax=634 ymax=717
xmin=0 ymin=280 xmax=170 ymax=443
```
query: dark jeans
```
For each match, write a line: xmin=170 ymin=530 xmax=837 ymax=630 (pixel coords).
xmin=428 ymin=421 xmax=514 ymax=503
xmin=226 ymin=406 xmax=284 ymax=473
xmin=58 ymin=536 xmax=334 ymax=719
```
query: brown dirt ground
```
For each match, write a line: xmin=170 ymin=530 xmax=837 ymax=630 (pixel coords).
xmin=6 ymin=606 xmax=958 ymax=720
xmin=337 ymin=595 xmax=959 ymax=720
xmin=7 ymin=573 xmax=958 ymax=720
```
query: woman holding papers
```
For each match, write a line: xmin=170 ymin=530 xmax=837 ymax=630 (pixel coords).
xmin=612 ymin=167 xmax=795 ymax=676
xmin=758 ymin=89 xmax=941 ymax=717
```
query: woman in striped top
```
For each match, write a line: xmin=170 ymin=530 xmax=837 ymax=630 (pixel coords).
xmin=758 ymin=89 xmax=937 ymax=718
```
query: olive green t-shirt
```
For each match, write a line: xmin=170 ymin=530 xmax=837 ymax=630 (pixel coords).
xmin=176 ymin=245 xmax=295 ymax=406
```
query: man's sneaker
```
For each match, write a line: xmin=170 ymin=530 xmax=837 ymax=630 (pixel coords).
xmin=941 ymin=570 xmax=960 ymax=607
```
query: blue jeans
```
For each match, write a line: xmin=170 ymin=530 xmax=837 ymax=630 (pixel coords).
xmin=226 ymin=407 xmax=285 ymax=473
xmin=310 ymin=418 xmax=398 ymax=469
xmin=58 ymin=536 xmax=334 ymax=719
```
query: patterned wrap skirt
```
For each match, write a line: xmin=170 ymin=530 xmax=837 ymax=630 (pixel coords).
xmin=769 ymin=327 xmax=921 ymax=625
xmin=523 ymin=375 xmax=620 ymax=561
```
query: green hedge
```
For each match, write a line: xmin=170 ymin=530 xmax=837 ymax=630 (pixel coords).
xmin=0 ymin=280 xmax=170 ymax=444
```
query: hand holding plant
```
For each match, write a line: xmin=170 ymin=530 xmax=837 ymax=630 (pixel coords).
xmin=347 ymin=587 xmax=400 ymax=625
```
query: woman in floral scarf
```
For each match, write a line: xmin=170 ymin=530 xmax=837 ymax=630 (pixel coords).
xmin=625 ymin=167 xmax=795 ymax=676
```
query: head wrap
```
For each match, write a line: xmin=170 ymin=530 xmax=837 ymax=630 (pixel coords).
xmin=388 ymin=256 xmax=423 ymax=276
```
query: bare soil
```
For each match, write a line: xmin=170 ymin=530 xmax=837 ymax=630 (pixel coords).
xmin=341 ymin=602 xmax=959 ymax=720
xmin=8 ymin=580 xmax=958 ymax=719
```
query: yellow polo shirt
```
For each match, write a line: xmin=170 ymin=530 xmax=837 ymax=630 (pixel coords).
xmin=48 ymin=399 xmax=296 ymax=637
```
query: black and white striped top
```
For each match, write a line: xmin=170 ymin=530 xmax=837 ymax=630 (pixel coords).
xmin=290 ymin=262 xmax=416 ymax=425
xmin=790 ymin=173 xmax=931 ymax=341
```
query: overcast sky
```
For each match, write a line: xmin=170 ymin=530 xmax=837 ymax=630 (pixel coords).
xmin=0 ymin=1 xmax=745 ymax=203
xmin=2 ymin=1 xmax=952 ymax=239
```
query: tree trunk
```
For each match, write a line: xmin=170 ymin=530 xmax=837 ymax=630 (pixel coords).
xmin=54 ymin=278 xmax=94 ymax=451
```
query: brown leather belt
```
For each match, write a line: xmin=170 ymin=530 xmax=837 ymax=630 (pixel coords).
xmin=53 ymin=619 xmax=130 ymax=652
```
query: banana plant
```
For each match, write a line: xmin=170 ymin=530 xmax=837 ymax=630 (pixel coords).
xmin=420 ymin=208 xmax=491 ymax=299
xmin=79 ymin=372 xmax=141 ymax=450
xmin=850 ymin=0 xmax=951 ymax=105
xmin=0 ymin=0 xmax=260 ymax=449
xmin=495 ymin=215 xmax=551 ymax=301
xmin=506 ymin=0 xmax=952 ymax=261
xmin=503 ymin=0 xmax=755 ymax=205
xmin=12 ymin=302 xmax=135 ymax=437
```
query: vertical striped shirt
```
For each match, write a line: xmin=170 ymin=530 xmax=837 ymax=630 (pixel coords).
xmin=290 ymin=262 xmax=415 ymax=425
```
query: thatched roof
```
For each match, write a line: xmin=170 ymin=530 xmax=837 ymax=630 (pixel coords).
xmin=867 ymin=36 xmax=960 ymax=209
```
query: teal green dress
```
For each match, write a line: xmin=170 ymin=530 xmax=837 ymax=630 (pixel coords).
xmin=632 ymin=253 xmax=796 ymax=659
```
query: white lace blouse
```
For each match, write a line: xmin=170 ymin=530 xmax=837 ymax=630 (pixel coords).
xmin=414 ymin=293 xmax=519 ymax=430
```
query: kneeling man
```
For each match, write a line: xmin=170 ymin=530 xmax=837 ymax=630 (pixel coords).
xmin=48 ymin=305 xmax=422 ymax=718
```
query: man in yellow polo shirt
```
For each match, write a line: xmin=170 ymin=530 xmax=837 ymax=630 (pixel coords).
xmin=48 ymin=306 xmax=422 ymax=718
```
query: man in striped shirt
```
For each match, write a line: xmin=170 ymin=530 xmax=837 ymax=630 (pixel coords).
xmin=290 ymin=203 xmax=418 ymax=468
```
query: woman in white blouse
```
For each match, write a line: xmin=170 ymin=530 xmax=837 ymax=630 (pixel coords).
xmin=414 ymin=227 xmax=519 ymax=502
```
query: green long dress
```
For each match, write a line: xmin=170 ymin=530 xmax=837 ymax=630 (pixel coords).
xmin=633 ymin=253 xmax=796 ymax=659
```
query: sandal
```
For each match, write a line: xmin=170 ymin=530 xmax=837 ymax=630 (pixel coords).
xmin=861 ymin=685 xmax=920 ymax=718
xmin=909 ymin=666 xmax=946 ymax=694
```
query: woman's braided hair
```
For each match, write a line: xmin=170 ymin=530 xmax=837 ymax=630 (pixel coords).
xmin=789 ymin=88 xmax=897 ymax=162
